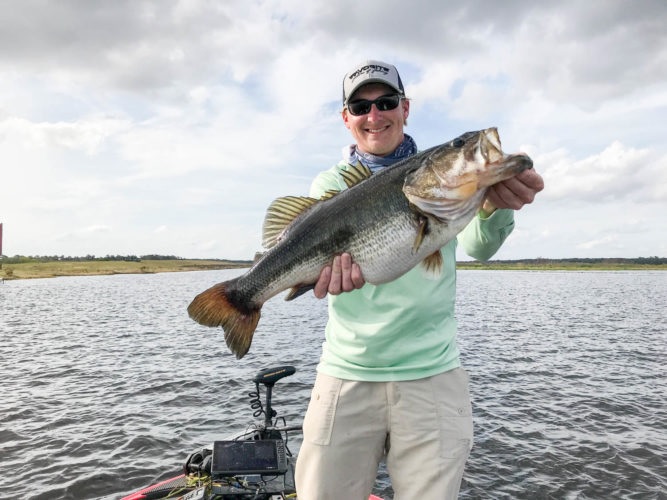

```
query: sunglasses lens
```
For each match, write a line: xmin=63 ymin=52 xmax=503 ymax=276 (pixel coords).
xmin=376 ymin=95 xmax=400 ymax=111
xmin=348 ymin=101 xmax=371 ymax=115
xmin=348 ymin=95 xmax=401 ymax=115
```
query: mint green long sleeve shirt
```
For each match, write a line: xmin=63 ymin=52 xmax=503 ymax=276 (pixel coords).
xmin=310 ymin=160 xmax=515 ymax=381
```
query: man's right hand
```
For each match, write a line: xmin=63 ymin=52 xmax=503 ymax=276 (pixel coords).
xmin=313 ymin=253 xmax=365 ymax=299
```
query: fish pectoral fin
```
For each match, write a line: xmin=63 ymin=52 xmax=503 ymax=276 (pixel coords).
xmin=420 ymin=251 xmax=443 ymax=277
xmin=262 ymin=196 xmax=319 ymax=248
xmin=412 ymin=215 xmax=429 ymax=253
xmin=285 ymin=284 xmax=315 ymax=301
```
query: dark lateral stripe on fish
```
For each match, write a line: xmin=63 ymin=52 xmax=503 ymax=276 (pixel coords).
xmin=187 ymin=129 xmax=534 ymax=359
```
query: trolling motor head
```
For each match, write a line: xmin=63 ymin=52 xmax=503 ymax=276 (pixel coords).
xmin=251 ymin=366 xmax=296 ymax=429
xmin=253 ymin=366 xmax=296 ymax=387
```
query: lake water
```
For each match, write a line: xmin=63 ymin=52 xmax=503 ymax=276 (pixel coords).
xmin=0 ymin=269 xmax=665 ymax=499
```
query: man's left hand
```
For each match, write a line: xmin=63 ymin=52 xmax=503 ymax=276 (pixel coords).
xmin=485 ymin=168 xmax=544 ymax=211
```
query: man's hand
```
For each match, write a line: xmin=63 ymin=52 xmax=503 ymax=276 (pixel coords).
xmin=484 ymin=169 xmax=545 ymax=213
xmin=313 ymin=253 xmax=365 ymax=299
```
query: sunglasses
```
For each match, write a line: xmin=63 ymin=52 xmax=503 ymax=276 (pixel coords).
xmin=346 ymin=94 xmax=402 ymax=116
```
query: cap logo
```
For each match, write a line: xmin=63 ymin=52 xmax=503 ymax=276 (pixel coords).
xmin=348 ymin=64 xmax=390 ymax=82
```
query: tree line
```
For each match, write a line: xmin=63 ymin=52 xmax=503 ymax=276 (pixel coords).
xmin=0 ymin=255 xmax=664 ymax=265
xmin=487 ymin=257 xmax=666 ymax=265
xmin=0 ymin=254 xmax=182 ymax=264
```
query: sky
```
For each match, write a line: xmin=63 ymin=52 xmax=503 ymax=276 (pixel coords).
xmin=1 ymin=0 xmax=666 ymax=261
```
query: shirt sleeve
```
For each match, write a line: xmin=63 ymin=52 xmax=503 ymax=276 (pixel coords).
xmin=457 ymin=208 xmax=515 ymax=261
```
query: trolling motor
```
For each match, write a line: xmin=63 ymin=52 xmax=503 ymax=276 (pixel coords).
xmin=204 ymin=366 xmax=295 ymax=483
xmin=251 ymin=366 xmax=296 ymax=430
xmin=183 ymin=365 xmax=296 ymax=477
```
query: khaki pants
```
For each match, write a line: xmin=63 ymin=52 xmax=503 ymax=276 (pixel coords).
xmin=295 ymin=368 xmax=473 ymax=500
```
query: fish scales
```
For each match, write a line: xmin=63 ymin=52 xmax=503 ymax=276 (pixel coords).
xmin=239 ymin=176 xmax=420 ymax=304
xmin=188 ymin=128 xmax=533 ymax=358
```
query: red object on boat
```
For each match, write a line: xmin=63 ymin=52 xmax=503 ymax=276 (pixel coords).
xmin=121 ymin=474 xmax=385 ymax=500
xmin=120 ymin=474 xmax=186 ymax=500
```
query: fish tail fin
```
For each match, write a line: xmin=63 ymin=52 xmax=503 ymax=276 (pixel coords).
xmin=187 ymin=281 xmax=260 ymax=359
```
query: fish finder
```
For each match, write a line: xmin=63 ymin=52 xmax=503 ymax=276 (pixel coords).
xmin=210 ymin=439 xmax=288 ymax=478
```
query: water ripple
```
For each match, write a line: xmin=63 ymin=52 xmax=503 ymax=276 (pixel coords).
xmin=0 ymin=270 xmax=665 ymax=499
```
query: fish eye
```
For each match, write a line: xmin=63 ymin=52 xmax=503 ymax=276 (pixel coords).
xmin=452 ymin=138 xmax=465 ymax=148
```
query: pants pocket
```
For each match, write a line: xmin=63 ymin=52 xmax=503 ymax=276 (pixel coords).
xmin=302 ymin=373 xmax=343 ymax=446
xmin=432 ymin=368 xmax=474 ymax=459
xmin=439 ymin=418 xmax=473 ymax=459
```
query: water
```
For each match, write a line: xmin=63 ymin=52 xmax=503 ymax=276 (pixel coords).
xmin=0 ymin=270 xmax=665 ymax=499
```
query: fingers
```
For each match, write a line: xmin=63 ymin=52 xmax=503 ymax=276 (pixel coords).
xmin=488 ymin=169 xmax=544 ymax=210
xmin=313 ymin=253 xmax=366 ymax=299
xmin=350 ymin=262 xmax=365 ymax=289
xmin=338 ymin=253 xmax=356 ymax=292
xmin=313 ymin=265 xmax=332 ymax=299
xmin=329 ymin=255 xmax=344 ymax=294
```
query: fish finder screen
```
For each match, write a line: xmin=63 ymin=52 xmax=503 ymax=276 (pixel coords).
xmin=211 ymin=440 xmax=288 ymax=477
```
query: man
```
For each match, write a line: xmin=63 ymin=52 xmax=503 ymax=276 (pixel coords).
xmin=294 ymin=60 xmax=544 ymax=500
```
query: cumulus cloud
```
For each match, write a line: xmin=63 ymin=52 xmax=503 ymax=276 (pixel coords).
xmin=0 ymin=0 xmax=665 ymax=259
xmin=538 ymin=142 xmax=666 ymax=202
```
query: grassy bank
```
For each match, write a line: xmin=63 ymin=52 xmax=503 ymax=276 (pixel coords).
xmin=0 ymin=259 xmax=251 ymax=280
xmin=1 ymin=258 xmax=664 ymax=281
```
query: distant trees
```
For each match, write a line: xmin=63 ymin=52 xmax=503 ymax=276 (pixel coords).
xmin=0 ymin=254 xmax=183 ymax=264
xmin=488 ymin=257 xmax=667 ymax=266
xmin=1 ymin=255 xmax=665 ymax=266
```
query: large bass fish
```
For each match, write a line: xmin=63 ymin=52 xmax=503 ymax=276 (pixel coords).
xmin=188 ymin=128 xmax=533 ymax=358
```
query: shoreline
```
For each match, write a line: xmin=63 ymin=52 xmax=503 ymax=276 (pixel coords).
xmin=1 ymin=259 xmax=664 ymax=281
xmin=0 ymin=259 xmax=251 ymax=281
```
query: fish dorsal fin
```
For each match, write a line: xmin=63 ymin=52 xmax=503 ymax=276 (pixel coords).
xmin=319 ymin=189 xmax=341 ymax=201
xmin=340 ymin=163 xmax=372 ymax=189
xmin=261 ymin=164 xmax=370 ymax=249
xmin=420 ymin=250 xmax=443 ymax=277
xmin=262 ymin=196 xmax=319 ymax=248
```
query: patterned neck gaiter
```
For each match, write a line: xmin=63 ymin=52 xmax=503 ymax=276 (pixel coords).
xmin=344 ymin=133 xmax=418 ymax=172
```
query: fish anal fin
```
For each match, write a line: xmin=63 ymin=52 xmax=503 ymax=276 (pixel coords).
xmin=262 ymin=196 xmax=319 ymax=249
xmin=285 ymin=284 xmax=315 ymax=301
xmin=187 ymin=281 xmax=261 ymax=359
xmin=420 ymin=251 xmax=443 ymax=277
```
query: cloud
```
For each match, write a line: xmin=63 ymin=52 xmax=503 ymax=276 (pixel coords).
xmin=538 ymin=142 xmax=666 ymax=202
xmin=0 ymin=1 xmax=666 ymax=260
xmin=577 ymin=235 xmax=618 ymax=250
xmin=0 ymin=116 xmax=129 ymax=155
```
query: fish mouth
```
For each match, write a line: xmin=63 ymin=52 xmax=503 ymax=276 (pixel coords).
xmin=476 ymin=153 xmax=533 ymax=188
xmin=406 ymin=153 xmax=533 ymax=203
xmin=402 ymin=128 xmax=533 ymax=219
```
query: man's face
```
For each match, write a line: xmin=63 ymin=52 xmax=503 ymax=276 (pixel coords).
xmin=342 ymin=83 xmax=410 ymax=157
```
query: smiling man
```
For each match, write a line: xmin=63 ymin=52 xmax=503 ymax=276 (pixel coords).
xmin=342 ymin=63 xmax=410 ymax=158
xmin=294 ymin=60 xmax=544 ymax=500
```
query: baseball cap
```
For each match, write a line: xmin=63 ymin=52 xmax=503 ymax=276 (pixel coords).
xmin=342 ymin=60 xmax=405 ymax=105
